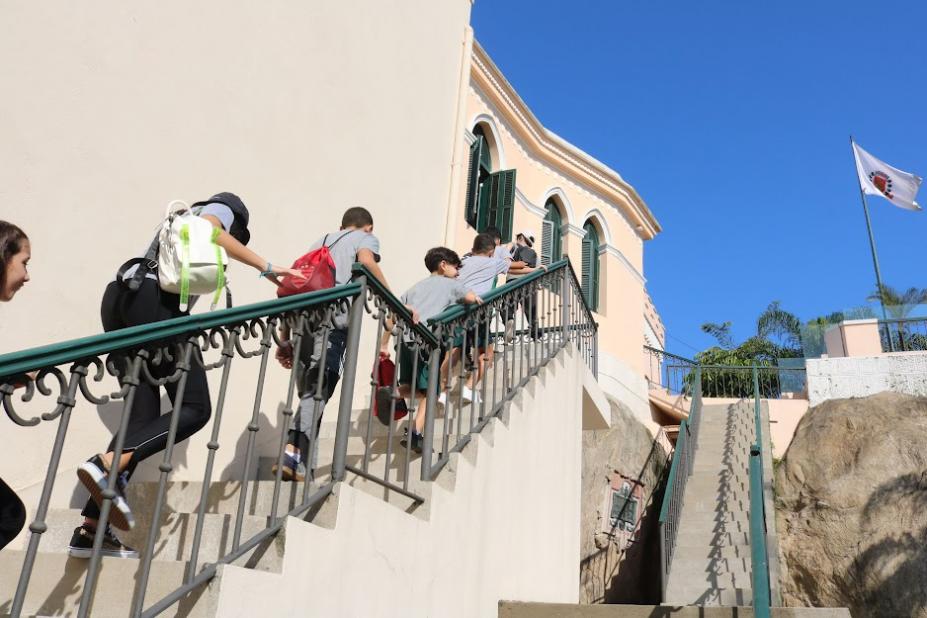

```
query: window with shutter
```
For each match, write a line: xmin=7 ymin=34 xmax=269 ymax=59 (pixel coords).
xmin=540 ymin=219 xmax=554 ymax=266
xmin=582 ymin=221 xmax=600 ymax=311
xmin=610 ymin=485 xmax=638 ymax=531
xmin=476 ymin=169 xmax=516 ymax=242
xmin=465 ymin=136 xmax=484 ymax=228
xmin=543 ymin=201 xmax=563 ymax=262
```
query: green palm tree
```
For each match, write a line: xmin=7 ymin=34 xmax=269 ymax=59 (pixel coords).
xmin=868 ymin=285 xmax=927 ymax=351
xmin=867 ymin=284 xmax=927 ymax=320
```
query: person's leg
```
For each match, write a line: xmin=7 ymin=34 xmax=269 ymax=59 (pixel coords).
xmin=0 ymin=477 xmax=26 ymax=551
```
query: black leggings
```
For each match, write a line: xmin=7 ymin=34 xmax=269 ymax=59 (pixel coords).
xmin=82 ymin=280 xmax=212 ymax=520
xmin=0 ymin=477 xmax=26 ymax=551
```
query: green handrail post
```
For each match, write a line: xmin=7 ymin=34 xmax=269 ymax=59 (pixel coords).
xmin=750 ymin=365 xmax=771 ymax=617
xmin=750 ymin=444 xmax=771 ymax=617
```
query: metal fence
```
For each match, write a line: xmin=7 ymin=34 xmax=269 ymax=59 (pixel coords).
xmin=655 ymin=356 xmax=778 ymax=615
xmin=879 ymin=317 xmax=927 ymax=352
xmin=0 ymin=258 xmax=596 ymax=617
xmin=657 ymin=366 xmax=701 ymax=599
xmin=644 ymin=346 xmax=697 ymax=397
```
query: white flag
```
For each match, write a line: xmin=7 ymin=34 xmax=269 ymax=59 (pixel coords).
xmin=853 ymin=141 xmax=923 ymax=211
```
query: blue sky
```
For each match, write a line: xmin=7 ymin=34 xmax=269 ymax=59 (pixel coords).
xmin=472 ymin=1 xmax=927 ymax=357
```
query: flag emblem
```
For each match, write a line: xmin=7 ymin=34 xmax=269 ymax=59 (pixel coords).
xmin=868 ymin=171 xmax=894 ymax=199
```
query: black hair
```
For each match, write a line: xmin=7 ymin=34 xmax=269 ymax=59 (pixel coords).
xmin=0 ymin=220 xmax=28 ymax=293
xmin=341 ymin=207 xmax=374 ymax=229
xmin=484 ymin=226 xmax=503 ymax=242
xmin=424 ymin=247 xmax=461 ymax=273
xmin=471 ymin=233 xmax=496 ymax=255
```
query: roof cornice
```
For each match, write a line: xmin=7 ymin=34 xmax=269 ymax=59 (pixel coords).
xmin=470 ymin=41 xmax=662 ymax=240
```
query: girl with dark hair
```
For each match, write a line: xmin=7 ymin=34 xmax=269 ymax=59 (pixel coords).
xmin=0 ymin=220 xmax=30 ymax=551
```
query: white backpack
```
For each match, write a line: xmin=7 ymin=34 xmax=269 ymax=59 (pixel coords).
xmin=157 ymin=200 xmax=229 ymax=311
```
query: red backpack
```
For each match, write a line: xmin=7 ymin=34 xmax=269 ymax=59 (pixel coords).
xmin=276 ymin=232 xmax=351 ymax=298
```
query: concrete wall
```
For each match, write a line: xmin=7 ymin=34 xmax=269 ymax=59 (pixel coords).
xmin=806 ymin=352 xmax=927 ymax=407
xmin=823 ymin=319 xmax=883 ymax=358
xmin=215 ymin=348 xmax=586 ymax=618
xmin=0 ymin=0 xmax=472 ymax=501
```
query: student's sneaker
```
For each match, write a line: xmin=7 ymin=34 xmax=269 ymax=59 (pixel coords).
xmin=400 ymin=428 xmax=423 ymax=454
xmin=460 ymin=385 xmax=476 ymax=404
xmin=77 ymin=455 xmax=135 ymax=531
xmin=271 ymin=451 xmax=306 ymax=482
xmin=68 ymin=523 xmax=138 ymax=559
xmin=436 ymin=392 xmax=448 ymax=409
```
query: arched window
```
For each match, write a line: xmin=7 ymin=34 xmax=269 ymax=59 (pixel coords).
xmin=582 ymin=221 xmax=601 ymax=311
xmin=540 ymin=200 xmax=563 ymax=265
xmin=465 ymin=124 xmax=517 ymax=242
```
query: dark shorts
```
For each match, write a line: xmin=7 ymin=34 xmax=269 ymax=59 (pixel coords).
xmin=452 ymin=325 xmax=491 ymax=351
xmin=398 ymin=346 xmax=439 ymax=393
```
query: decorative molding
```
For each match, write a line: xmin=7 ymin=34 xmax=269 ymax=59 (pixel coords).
xmin=470 ymin=42 xmax=661 ymax=240
xmin=463 ymin=129 xmax=477 ymax=146
xmin=601 ymin=244 xmax=646 ymax=285
xmin=565 ymin=223 xmax=586 ymax=238
xmin=539 ymin=187 xmax=577 ymax=226
xmin=578 ymin=207 xmax=614 ymax=246
xmin=515 ymin=188 xmax=548 ymax=218
xmin=469 ymin=112 xmax=507 ymax=169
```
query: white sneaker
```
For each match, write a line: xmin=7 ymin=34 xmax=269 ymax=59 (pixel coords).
xmin=437 ymin=392 xmax=448 ymax=409
xmin=461 ymin=386 xmax=475 ymax=404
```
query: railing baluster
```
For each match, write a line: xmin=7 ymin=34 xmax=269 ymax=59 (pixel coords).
xmin=77 ymin=352 xmax=146 ymax=618
xmin=132 ymin=339 xmax=197 ymax=617
xmin=231 ymin=322 xmax=276 ymax=553
xmin=11 ymin=366 xmax=82 ymax=617
xmin=332 ymin=280 xmax=367 ymax=482
xmin=187 ymin=326 xmax=240 ymax=582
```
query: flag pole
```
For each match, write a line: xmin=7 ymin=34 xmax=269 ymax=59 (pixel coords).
xmin=851 ymin=135 xmax=894 ymax=351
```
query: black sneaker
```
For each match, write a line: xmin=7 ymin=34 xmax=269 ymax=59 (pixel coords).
xmin=68 ymin=524 xmax=138 ymax=559
xmin=77 ymin=455 xmax=135 ymax=531
xmin=400 ymin=429 xmax=423 ymax=454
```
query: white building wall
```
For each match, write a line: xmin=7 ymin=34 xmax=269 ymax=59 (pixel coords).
xmin=215 ymin=348 xmax=586 ymax=618
xmin=807 ymin=352 xmax=927 ymax=406
xmin=0 ymin=0 xmax=472 ymax=503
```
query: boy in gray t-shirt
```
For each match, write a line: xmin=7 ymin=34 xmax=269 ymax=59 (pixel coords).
xmin=273 ymin=207 xmax=390 ymax=482
xmin=384 ymin=247 xmax=481 ymax=453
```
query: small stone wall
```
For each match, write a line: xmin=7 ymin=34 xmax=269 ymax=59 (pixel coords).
xmin=806 ymin=352 xmax=927 ymax=406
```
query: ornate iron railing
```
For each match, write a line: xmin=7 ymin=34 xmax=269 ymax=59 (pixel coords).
xmin=0 ymin=258 xmax=596 ymax=617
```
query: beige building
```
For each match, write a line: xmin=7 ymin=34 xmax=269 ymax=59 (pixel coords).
xmin=448 ymin=42 xmax=663 ymax=424
xmin=0 ymin=1 xmax=667 ymax=614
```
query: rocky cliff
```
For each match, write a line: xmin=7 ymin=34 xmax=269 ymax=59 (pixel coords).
xmin=580 ymin=396 xmax=669 ymax=604
xmin=775 ymin=391 xmax=927 ymax=618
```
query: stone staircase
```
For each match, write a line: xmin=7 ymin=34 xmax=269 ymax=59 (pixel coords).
xmin=664 ymin=400 xmax=757 ymax=606
xmin=0 ymin=347 xmax=545 ymax=617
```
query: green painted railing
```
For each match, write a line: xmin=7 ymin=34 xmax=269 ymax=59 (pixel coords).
xmin=750 ymin=367 xmax=772 ymax=617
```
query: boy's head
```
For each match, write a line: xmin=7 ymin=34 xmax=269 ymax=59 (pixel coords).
xmin=516 ymin=230 xmax=535 ymax=248
xmin=424 ymin=246 xmax=462 ymax=278
xmin=471 ymin=233 xmax=496 ymax=257
xmin=341 ymin=207 xmax=374 ymax=232
xmin=484 ymin=226 xmax=503 ymax=246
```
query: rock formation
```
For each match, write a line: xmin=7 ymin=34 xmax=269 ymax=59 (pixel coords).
xmin=580 ymin=396 xmax=669 ymax=604
xmin=776 ymin=391 xmax=927 ymax=617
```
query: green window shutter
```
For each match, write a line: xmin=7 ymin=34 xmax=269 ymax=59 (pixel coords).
xmin=540 ymin=219 xmax=554 ymax=266
xmin=544 ymin=202 xmax=563 ymax=261
xmin=582 ymin=222 xmax=600 ymax=311
xmin=581 ymin=236 xmax=593 ymax=305
xmin=465 ymin=137 xmax=484 ymax=228
xmin=484 ymin=169 xmax=516 ymax=241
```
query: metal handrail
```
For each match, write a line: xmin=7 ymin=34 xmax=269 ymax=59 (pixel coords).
xmin=749 ymin=367 xmax=772 ymax=617
xmin=1 ymin=259 xmax=599 ymax=617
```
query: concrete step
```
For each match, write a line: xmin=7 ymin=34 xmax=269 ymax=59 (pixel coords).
xmin=678 ymin=512 xmax=751 ymax=525
xmin=663 ymin=586 xmax=752 ymax=607
xmin=8 ymin=508 xmax=284 ymax=573
xmin=675 ymin=529 xmax=750 ymax=547
xmin=499 ymin=603 xmax=853 ymax=617
xmin=671 ymin=543 xmax=752 ymax=562
xmin=0 ymin=550 xmax=217 ymax=617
